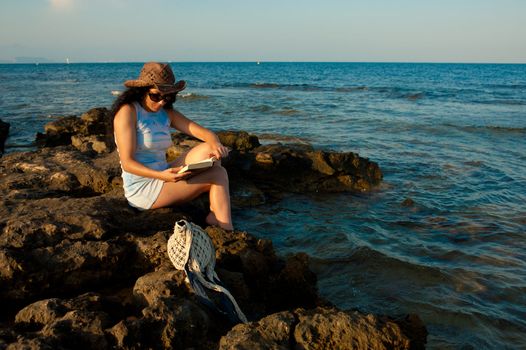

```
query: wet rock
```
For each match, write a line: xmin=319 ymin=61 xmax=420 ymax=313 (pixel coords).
xmin=0 ymin=118 xmax=9 ymax=155
xmin=166 ymin=129 xmax=382 ymax=197
xmin=401 ymin=197 xmax=415 ymax=207
xmin=227 ymin=143 xmax=383 ymax=194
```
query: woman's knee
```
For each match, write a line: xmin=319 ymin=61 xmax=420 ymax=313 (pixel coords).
xmin=210 ymin=164 xmax=229 ymax=184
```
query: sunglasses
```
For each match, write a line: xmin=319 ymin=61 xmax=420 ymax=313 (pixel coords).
xmin=148 ymin=92 xmax=177 ymax=103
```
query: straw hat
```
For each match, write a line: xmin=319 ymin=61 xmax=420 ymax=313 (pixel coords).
xmin=124 ymin=62 xmax=186 ymax=94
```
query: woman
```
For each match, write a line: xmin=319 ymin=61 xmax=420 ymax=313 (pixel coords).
xmin=111 ymin=62 xmax=233 ymax=230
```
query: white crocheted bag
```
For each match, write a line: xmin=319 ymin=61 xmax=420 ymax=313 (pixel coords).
xmin=167 ymin=220 xmax=247 ymax=324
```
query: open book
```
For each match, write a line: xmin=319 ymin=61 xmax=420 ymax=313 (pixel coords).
xmin=177 ymin=156 xmax=217 ymax=174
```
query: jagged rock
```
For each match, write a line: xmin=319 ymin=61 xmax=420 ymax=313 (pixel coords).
xmin=33 ymin=112 xmax=382 ymax=198
xmin=141 ymin=297 xmax=212 ymax=349
xmin=219 ymin=311 xmax=295 ymax=350
xmin=71 ymin=134 xmax=110 ymax=154
xmin=35 ymin=108 xmax=113 ymax=153
xmin=220 ymin=307 xmax=427 ymax=350
xmin=133 ymin=269 xmax=189 ymax=306
xmin=13 ymin=293 xmax=112 ymax=349
xmin=0 ymin=119 xmax=9 ymax=155
xmin=218 ymin=130 xmax=261 ymax=152
xmin=0 ymin=108 xmax=423 ymax=349
xmin=168 ymin=130 xmax=381 ymax=196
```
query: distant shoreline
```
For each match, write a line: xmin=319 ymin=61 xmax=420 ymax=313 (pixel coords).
xmin=0 ymin=61 xmax=525 ymax=65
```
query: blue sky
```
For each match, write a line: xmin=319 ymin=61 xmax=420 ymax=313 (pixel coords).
xmin=0 ymin=0 xmax=525 ymax=63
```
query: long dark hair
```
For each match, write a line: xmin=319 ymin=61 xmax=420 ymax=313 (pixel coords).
xmin=107 ymin=87 xmax=177 ymax=135
xmin=109 ymin=87 xmax=175 ymax=131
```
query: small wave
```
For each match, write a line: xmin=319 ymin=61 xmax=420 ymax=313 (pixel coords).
xmin=472 ymin=99 xmax=526 ymax=106
xmin=251 ymin=105 xmax=273 ymax=113
xmin=110 ymin=90 xmax=121 ymax=96
xmin=248 ymin=82 xmax=324 ymax=91
xmin=178 ymin=92 xmax=209 ymax=100
xmin=405 ymin=92 xmax=425 ymax=101
xmin=443 ymin=123 xmax=526 ymax=135
xmin=257 ymin=133 xmax=311 ymax=145
xmin=277 ymin=108 xmax=301 ymax=116
xmin=485 ymin=83 xmax=526 ymax=90
xmin=464 ymin=160 xmax=484 ymax=167
xmin=250 ymin=83 xmax=280 ymax=89
xmin=364 ymin=86 xmax=429 ymax=101
xmin=335 ymin=86 xmax=369 ymax=92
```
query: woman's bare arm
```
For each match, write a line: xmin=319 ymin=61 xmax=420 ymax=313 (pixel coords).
xmin=114 ymin=104 xmax=188 ymax=182
xmin=168 ymin=109 xmax=229 ymax=159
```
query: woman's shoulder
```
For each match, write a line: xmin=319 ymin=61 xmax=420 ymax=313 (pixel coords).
xmin=117 ymin=103 xmax=137 ymax=116
xmin=114 ymin=103 xmax=137 ymax=123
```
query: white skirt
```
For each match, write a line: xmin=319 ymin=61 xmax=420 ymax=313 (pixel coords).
xmin=121 ymin=170 xmax=164 ymax=210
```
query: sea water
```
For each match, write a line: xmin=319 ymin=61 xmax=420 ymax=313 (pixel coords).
xmin=1 ymin=62 xmax=525 ymax=349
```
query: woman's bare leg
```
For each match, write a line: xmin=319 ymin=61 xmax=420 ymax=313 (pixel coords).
xmin=169 ymin=142 xmax=219 ymax=168
xmin=151 ymin=164 xmax=233 ymax=230
xmin=204 ymin=165 xmax=232 ymax=229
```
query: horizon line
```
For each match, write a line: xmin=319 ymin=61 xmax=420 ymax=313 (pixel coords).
xmin=1 ymin=60 xmax=525 ymax=65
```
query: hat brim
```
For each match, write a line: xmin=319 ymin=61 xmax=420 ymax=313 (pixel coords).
xmin=123 ymin=79 xmax=186 ymax=94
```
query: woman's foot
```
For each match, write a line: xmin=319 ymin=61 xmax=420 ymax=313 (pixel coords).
xmin=206 ymin=212 xmax=234 ymax=231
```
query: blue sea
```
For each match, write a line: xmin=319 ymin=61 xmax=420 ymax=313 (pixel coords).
xmin=1 ymin=62 xmax=525 ymax=349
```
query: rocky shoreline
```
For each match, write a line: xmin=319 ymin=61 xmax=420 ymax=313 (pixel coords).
xmin=0 ymin=108 xmax=426 ymax=349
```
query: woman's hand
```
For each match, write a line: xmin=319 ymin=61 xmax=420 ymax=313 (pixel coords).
xmin=158 ymin=166 xmax=191 ymax=182
xmin=209 ymin=141 xmax=230 ymax=159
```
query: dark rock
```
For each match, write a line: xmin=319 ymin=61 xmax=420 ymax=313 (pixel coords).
xmin=220 ymin=307 xmax=427 ymax=350
xmin=36 ymin=108 xmax=113 ymax=153
xmin=218 ymin=130 xmax=261 ymax=152
xmin=13 ymin=293 xmax=112 ymax=349
xmin=0 ymin=119 xmax=9 ymax=155
xmin=401 ymin=198 xmax=416 ymax=207
xmin=133 ymin=268 xmax=190 ymax=306
xmin=219 ymin=311 xmax=295 ymax=350
xmin=0 ymin=108 xmax=423 ymax=349
xmin=36 ymin=115 xmax=83 ymax=147
xmin=141 ymin=297 xmax=212 ymax=349
xmin=168 ymin=129 xmax=381 ymax=196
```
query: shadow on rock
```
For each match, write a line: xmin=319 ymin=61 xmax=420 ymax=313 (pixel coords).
xmin=0 ymin=108 xmax=426 ymax=349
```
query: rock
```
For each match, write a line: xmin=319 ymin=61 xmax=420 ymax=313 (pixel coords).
xmin=218 ymin=130 xmax=261 ymax=152
xmin=13 ymin=293 xmax=112 ymax=349
xmin=219 ymin=311 xmax=295 ymax=350
xmin=220 ymin=307 xmax=427 ymax=350
xmin=401 ymin=198 xmax=415 ymax=207
xmin=36 ymin=108 xmax=113 ymax=152
xmin=0 ymin=118 xmax=9 ymax=155
xmin=224 ymin=142 xmax=382 ymax=195
xmin=80 ymin=107 xmax=110 ymax=135
xmin=163 ymin=129 xmax=382 ymax=196
xmin=71 ymin=134 xmax=110 ymax=154
xmin=36 ymin=115 xmax=82 ymax=147
xmin=293 ymin=308 xmax=406 ymax=350
xmin=0 ymin=146 xmax=122 ymax=200
xmin=0 ymin=108 xmax=422 ymax=349
xmin=133 ymin=269 xmax=189 ymax=306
